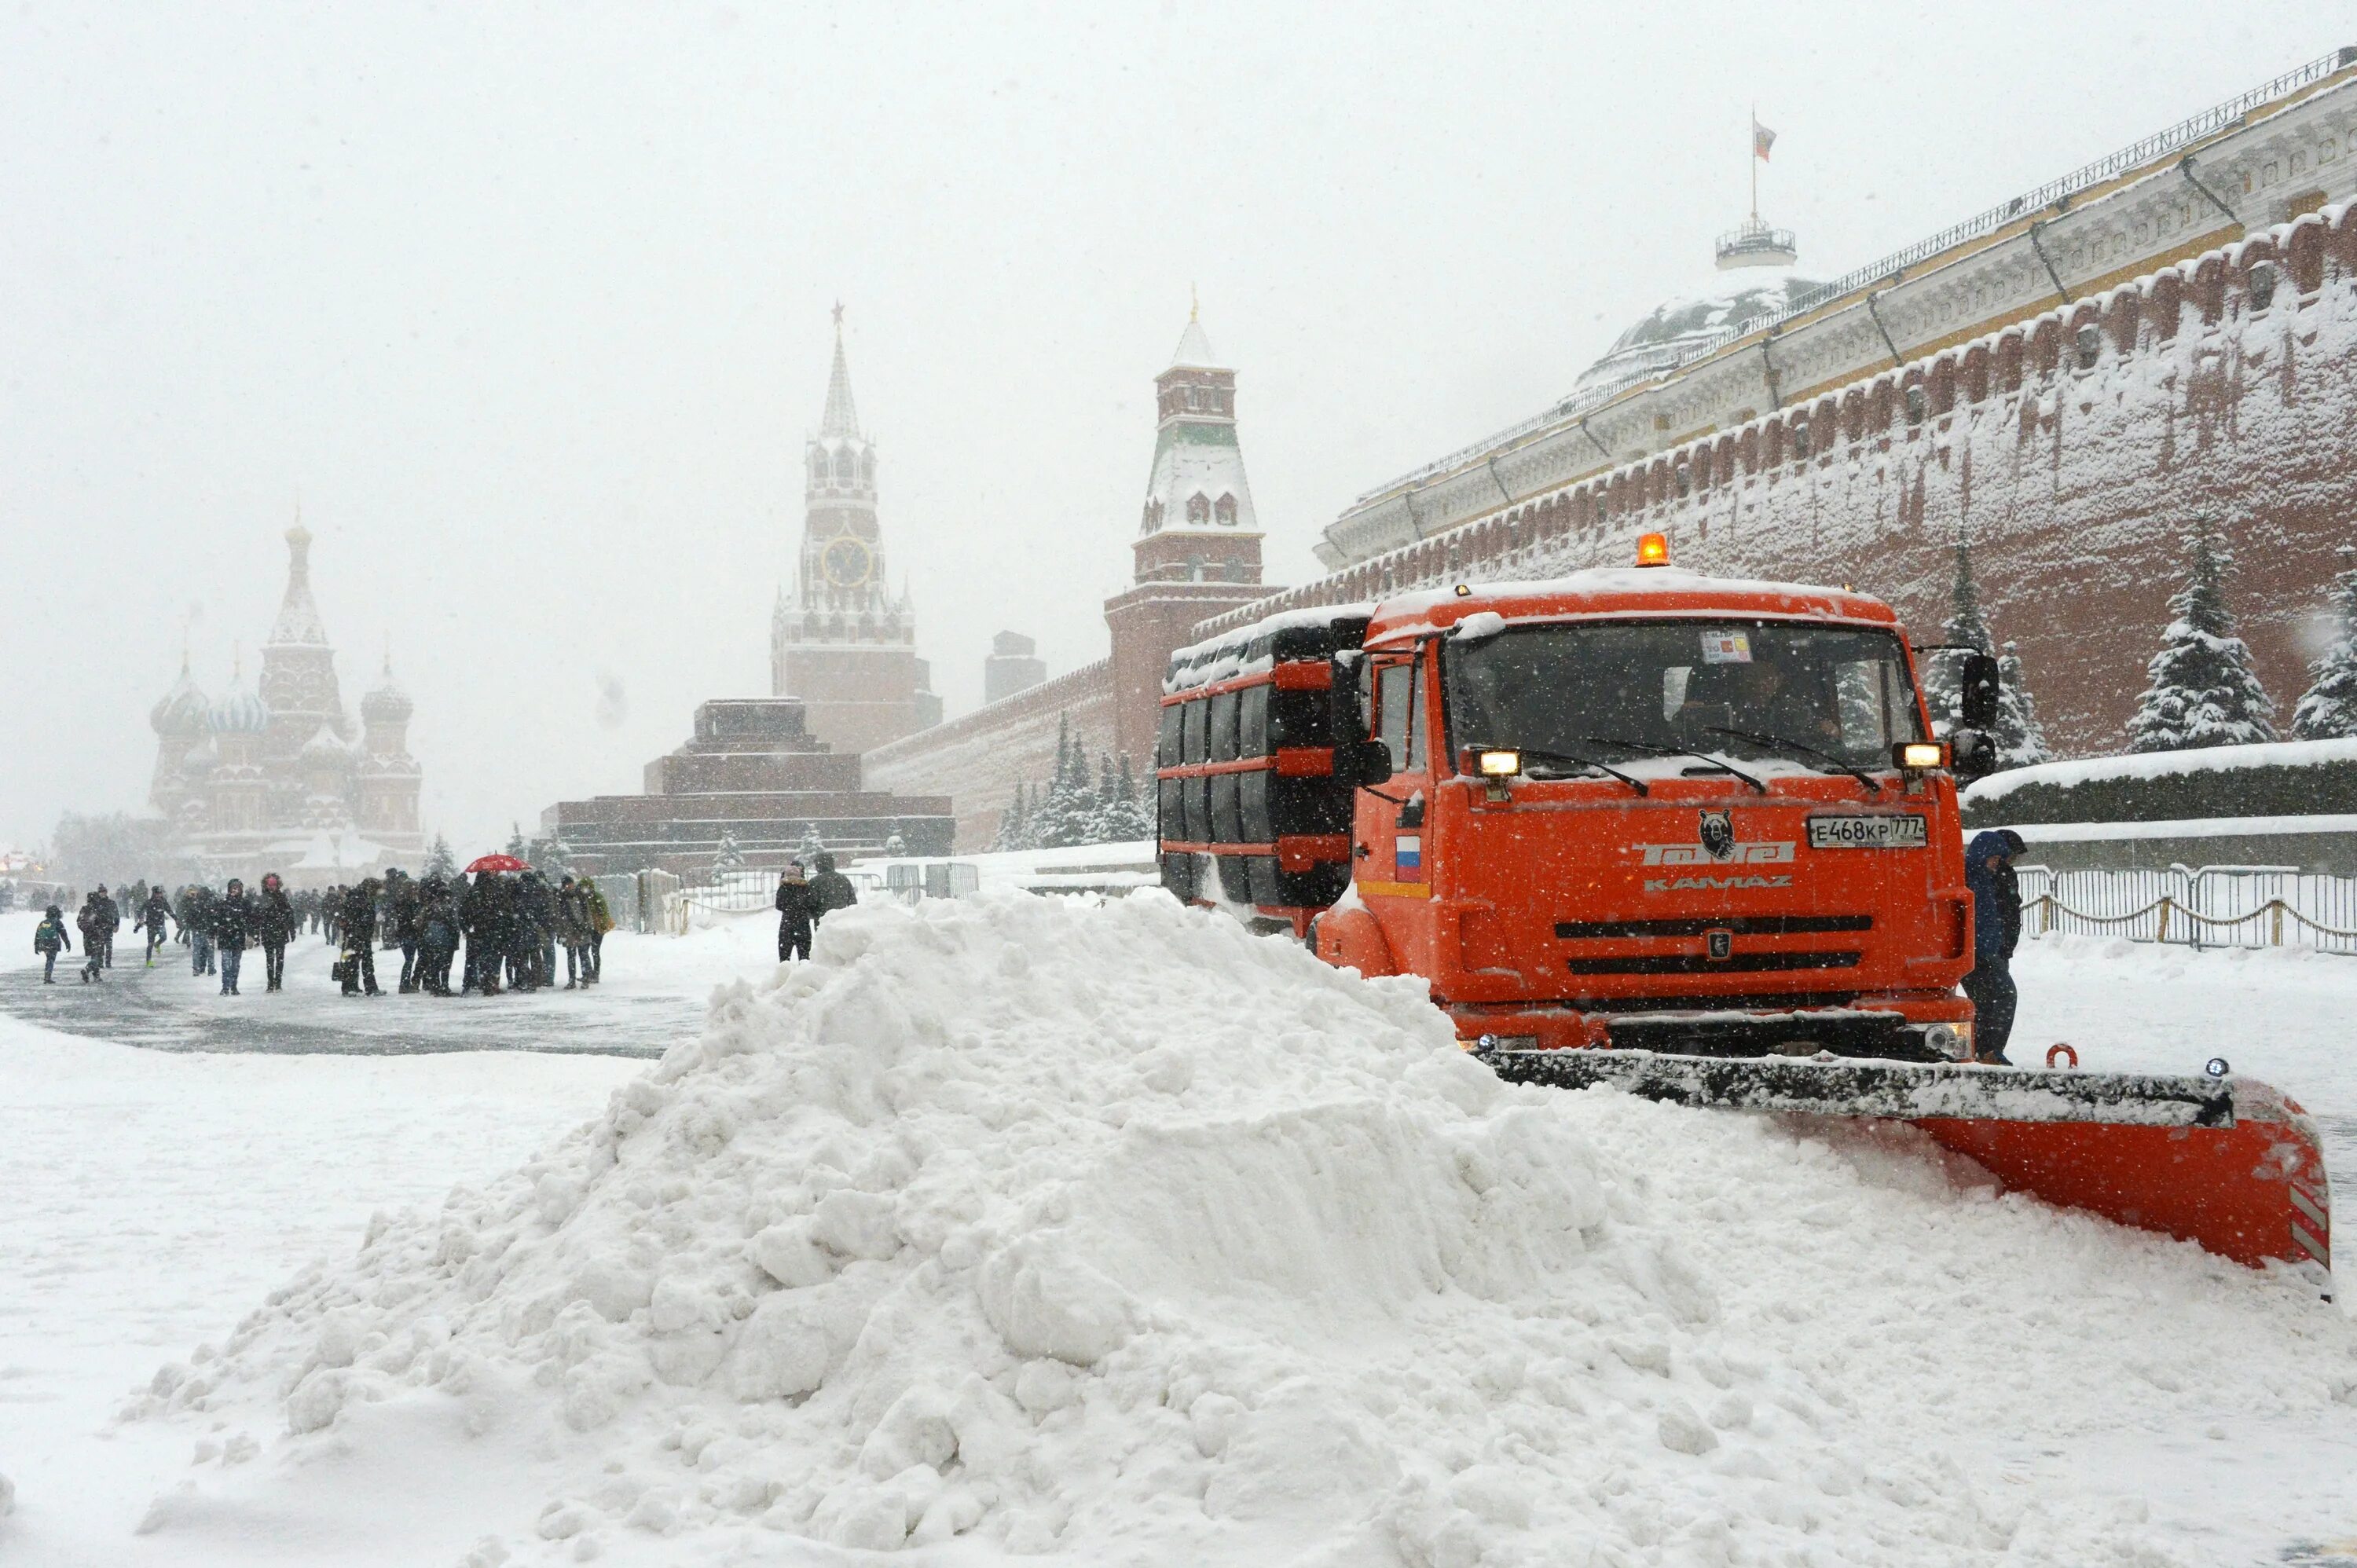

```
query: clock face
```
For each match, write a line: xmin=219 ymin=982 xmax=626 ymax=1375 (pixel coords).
xmin=821 ymin=536 xmax=873 ymax=589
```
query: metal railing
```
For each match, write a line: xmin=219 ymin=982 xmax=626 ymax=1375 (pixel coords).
xmin=2018 ymin=863 xmax=2357 ymax=955
xmin=1348 ymin=46 xmax=2357 ymax=509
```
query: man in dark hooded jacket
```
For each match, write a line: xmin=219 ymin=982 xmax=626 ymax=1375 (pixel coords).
xmin=808 ymin=852 xmax=858 ymax=924
xmin=1962 ymin=828 xmax=2026 ymax=1065
xmin=212 ymin=878 xmax=255 ymax=996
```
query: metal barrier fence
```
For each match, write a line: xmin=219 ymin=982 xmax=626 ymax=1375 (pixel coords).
xmin=2018 ymin=864 xmax=2357 ymax=956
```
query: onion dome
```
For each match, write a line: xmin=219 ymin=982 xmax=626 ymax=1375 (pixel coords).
xmin=361 ymin=656 xmax=413 ymax=724
xmin=209 ymin=671 xmax=270 ymax=735
xmin=148 ymin=654 xmax=211 ymax=737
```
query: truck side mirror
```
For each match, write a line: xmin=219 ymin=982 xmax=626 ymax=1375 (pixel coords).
xmin=1949 ymin=727 xmax=1996 ymax=783
xmin=1959 ymin=652 xmax=2001 ymax=730
xmin=1336 ymin=741 xmax=1395 ymax=789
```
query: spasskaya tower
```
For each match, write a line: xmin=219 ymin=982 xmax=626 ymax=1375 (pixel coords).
xmin=770 ymin=305 xmax=940 ymax=753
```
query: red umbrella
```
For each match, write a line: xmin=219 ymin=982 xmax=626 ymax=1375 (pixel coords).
xmin=465 ymin=853 xmax=530 ymax=874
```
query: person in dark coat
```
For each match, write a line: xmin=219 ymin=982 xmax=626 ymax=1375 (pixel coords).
xmin=255 ymin=872 xmax=297 ymax=992
xmin=90 ymin=884 xmax=120 ymax=970
xmin=555 ymin=875 xmax=595 ymax=988
xmin=137 ymin=885 xmax=174 ymax=966
xmin=518 ymin=870 xmax=557 ymax=991
xmin=775 ymin=863 xmax=820 ymax=962
xmin=184 ymin=885 xmax=216 ymax=975
xmin=417 ymin=876 xmax=461 ymax=995
xmin=1962 ymin=828 xmax=2026 ymax=1065
xmin=75 ymin=891 xmax=108 ymax=983
xmin=460 ymin=872 xmax=504 ymax=995
xmin=339 ymin=877 xmax=383 ymax=996
xmin=212 ymin=877 xmax=255 ymax=996
xmin=809 ymin=852 xmax=858 ymax=922
xmin=384 ymin=868 xmax=424 ymax=993
xmin=33 ymin=903 xmax=71 ymax=984
xmin=577 ymin=876 xmax=612 ymax=983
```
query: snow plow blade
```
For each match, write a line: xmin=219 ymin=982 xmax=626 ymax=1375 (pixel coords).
xmin=1479 ymin=1049 xmax=2331 ymax=1278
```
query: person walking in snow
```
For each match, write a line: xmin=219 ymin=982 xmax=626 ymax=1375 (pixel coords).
xmin=459 ymin=871 xmax=504 ymax=995
xmin=577 ymin=875 xmax=611 ymax=983
xmin=89 ymin=884 xmax=120 ymax=970
xmin=1962 ymin=829 xmax=2026 ymax=1065
xmin=33 ymin=903 xmax=71 ymax=984
xmin=775 ymin=862 xmax=819 ymax=962
xmin=416 ymin=876 xmax=460 ymax=995
xmin=255 ymin=872 xmax=296 ymax=993
xmin=137 ymin=884 xmax=174 ymax=965
xmin=75 ymin=892 xmax=108 ymax=983
xmin=384 ymin=868 xmax=423 ymax=993
xmin=184 ymin=885 xmax=217 ymax=976
xmin=339 ymin=877 xmax=383 ymax=996
xmin=211 ymin=877 xmax=255 ymax=996
xmin=555 ymin=874 xmax=595 ymax=989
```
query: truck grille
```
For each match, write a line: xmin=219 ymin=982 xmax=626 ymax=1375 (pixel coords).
xmin=1604 ymin=1009 xmax=1933 ymax=1061
xmin=1556 ymin=915 xmax=1871 ymax=938
xmin=1567 ymin=951 xmax=1864 ymax=976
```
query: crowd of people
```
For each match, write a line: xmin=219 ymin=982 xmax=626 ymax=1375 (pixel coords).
xmin=31 ymin=867 xmax=617 ymax=999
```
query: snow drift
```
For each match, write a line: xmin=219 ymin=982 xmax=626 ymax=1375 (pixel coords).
xmin=131 ymin=892 xmax=2357 ymax=1565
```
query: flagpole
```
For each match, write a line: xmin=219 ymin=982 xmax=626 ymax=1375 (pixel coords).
xmin=1750 ymin=104 xmax=1758 ymax=221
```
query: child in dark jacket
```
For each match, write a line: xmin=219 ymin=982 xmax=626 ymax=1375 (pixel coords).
xmin=33 ymin=904 xmax=71 ymax=984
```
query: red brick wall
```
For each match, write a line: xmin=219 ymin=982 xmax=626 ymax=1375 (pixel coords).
xmin=1217 ymin=212 xmax=2357 ymax=757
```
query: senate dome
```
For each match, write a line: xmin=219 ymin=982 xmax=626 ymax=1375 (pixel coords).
xmin=1574 ymin=268 xmax=1823 ymax=400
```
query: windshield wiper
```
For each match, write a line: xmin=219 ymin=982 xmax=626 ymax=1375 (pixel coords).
xmin=1703 ymin=726 xmax=1883 ymax=795
xmin=1577 ymin=735 xmax=1768 ymax=795
xmin=1490 ymin=746 xmax=1651 ymax=797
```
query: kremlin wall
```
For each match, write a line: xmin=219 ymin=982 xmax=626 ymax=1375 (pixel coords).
xmin=867 ymin=48 xmax=2357 ymax=848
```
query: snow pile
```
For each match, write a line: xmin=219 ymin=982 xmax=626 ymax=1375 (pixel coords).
xmin=130 ymin=892 xmax=2357 ymax=1565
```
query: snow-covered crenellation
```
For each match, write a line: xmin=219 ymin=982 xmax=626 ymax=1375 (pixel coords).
xmin=129 ymin=892 xmax=2357 ymax=1564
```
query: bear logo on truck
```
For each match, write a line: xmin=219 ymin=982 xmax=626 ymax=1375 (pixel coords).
xmin=1698 ymin=809 xmax=1736 ymax=863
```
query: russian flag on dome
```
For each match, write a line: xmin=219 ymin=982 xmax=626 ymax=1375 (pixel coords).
xmin=1753 ymin=115 xmax=1776 ymax=162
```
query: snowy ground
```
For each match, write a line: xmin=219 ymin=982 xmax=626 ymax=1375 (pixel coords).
xmin=0 ymin=903 xmax=2352 ymax=1565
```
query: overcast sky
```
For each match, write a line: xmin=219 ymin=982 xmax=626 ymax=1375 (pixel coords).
xmin=0 ymin=2 xmax=2335 ymax=852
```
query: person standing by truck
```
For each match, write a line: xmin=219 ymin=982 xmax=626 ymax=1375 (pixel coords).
xmin=1962 ymin=829 xmax=2027 ymax=1066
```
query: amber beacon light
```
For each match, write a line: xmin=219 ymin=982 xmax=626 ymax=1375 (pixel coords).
xmin=1635 ymin=532 xmax=1670 ymax=566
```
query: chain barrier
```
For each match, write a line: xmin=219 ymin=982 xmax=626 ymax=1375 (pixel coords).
xmin=2018 ymin=864 xmax=2357 ymax=954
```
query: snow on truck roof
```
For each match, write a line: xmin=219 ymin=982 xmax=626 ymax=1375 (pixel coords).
xmin=1365 ymin=569 xmax=1898 ymax=643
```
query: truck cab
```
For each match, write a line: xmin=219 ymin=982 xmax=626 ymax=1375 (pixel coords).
xmin=1160 ymin=554 xmax=1984 ymax=1061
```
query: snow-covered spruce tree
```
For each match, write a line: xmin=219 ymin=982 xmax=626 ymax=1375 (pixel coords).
xmin=2126 ymin=515 xmax=2278 ymax=753
xmin=422 ymin=833 xmax=457 ymax=882
xmin=711 ymin=830 xmax=748 ymax=873
xmin=504 ymin=822 xmax=530 ymax=861
xmin=795 ymin=823 xmax=825 ymax=864
xmin=2291 ymin=548 xmax=2357 ymax=739
xmin=1992 ymin=641 xmax=2051 ymax=768
xmin=530 ymin=835 xmax=576 ymax=878
xmin=1107 ymin=753 xmax=1153 ymax=841
xmin=1920 ymin=537 xmax=1995 ymax=729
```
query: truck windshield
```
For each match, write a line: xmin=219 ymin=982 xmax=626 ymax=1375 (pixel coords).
xmin=1443 ymin=619 xmax=1926 ymax=773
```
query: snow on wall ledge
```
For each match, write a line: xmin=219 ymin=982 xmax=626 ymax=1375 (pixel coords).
xmin=1968 ymin=735 xmax=2357 ymax=802
xmin=119 ymin=893 xmax=2357 ymax=1565
xmin=1209 ymin=206 xmax=2357 ymax=762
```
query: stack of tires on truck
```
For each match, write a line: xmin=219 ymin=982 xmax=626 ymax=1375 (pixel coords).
xmin=1157 ymin=608 xmax=1374 ymax=916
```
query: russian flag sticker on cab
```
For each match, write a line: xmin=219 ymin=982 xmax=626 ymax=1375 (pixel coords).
xmin=1396 ymin=834 xmax=1422 ymax=872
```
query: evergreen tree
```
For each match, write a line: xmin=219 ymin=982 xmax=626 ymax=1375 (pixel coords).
xmin=712 ymin=830 xmax=748 ymax=872
xmin=1102 ymin=753 xmax=1153 ymax=841
xmin=1029 ymin=716 xmax=1089 ymax=848
xmin=530 ymin=835 xmax=576 ymax=877
xmin=1921 ymin=537 xmax=1995 ymax=729
xmin=2291 ymin=548 xmax=2357 ymax=740
xmin=883 ymin=831 xmax=908 ymax=857
xmin=422 ymin=833 xmax=457 ymax=882
xmin=2127 ymin=515 xmax=2279 ymax=752
xmin=992 ymin=781 xmax=1029 ymax=853
xmin=795 ymin=823 xmax=825 ymax=864
xmin=1992 ymin=641 xmax=2051 ymax=768
xmin=504 ymin=822 xmax=530 ymax=861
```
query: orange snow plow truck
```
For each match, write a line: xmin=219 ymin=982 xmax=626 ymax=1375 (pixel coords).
xmin=1157 ymin=541 xmax=2331 ymax=1283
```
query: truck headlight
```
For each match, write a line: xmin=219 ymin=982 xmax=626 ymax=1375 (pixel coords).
xmin=1923 ymin=1022 xmax=1974 ymax=1061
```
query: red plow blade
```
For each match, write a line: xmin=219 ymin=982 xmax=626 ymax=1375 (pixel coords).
xmin=1479 ymin=1049 xmax=2333 ymax=1282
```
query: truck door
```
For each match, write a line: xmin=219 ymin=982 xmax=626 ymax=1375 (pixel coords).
xmin=1357 ymin=647 xmax=1430 ymax=894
